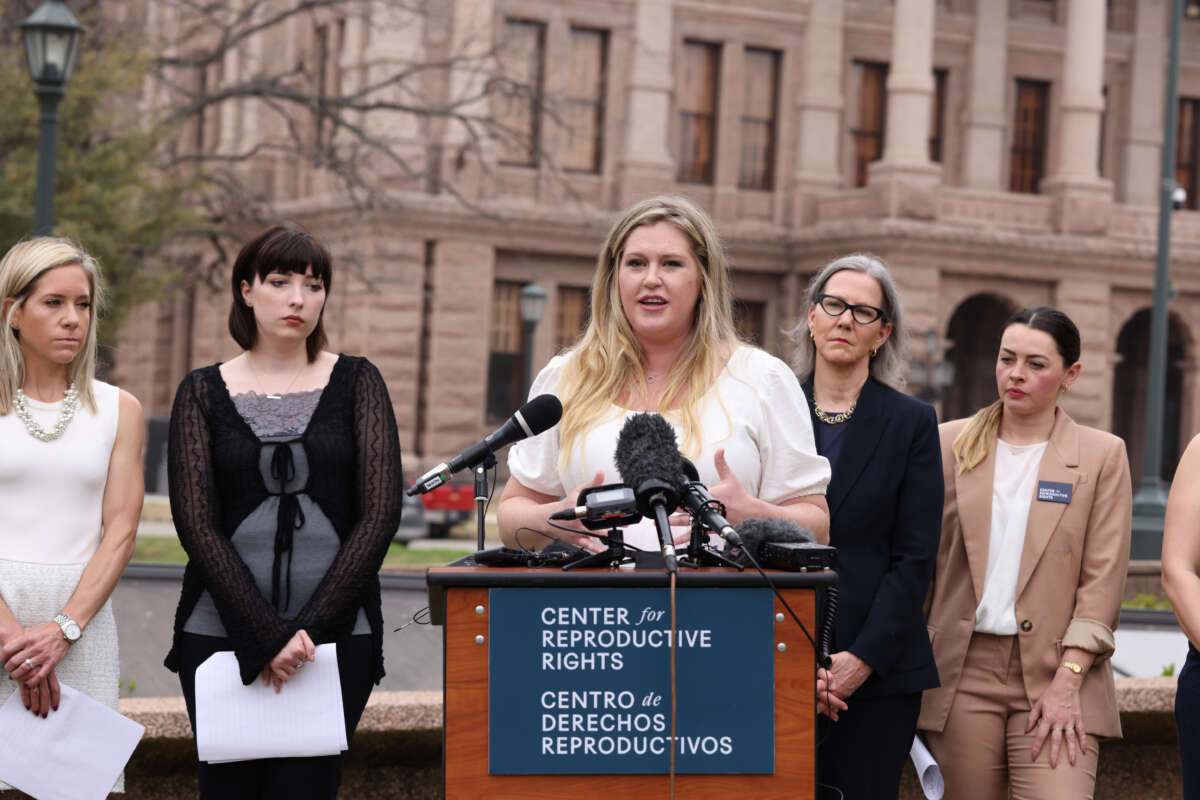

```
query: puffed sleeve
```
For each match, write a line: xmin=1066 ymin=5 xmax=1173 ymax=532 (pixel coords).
xmin=168 ymin=370 xmax=299 ymax=684
xmin=1061 ymin=437 xmax=1132 ymax=661
xmin=506 ymin=356 xmax=568 ymax=498
xmin=756 ymin=354 xmax=830 ymax=502
xmin=297 ymin=359 xmax=403 ymax=641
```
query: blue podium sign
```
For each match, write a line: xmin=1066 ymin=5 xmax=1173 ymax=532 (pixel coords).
xmin=487 ymin=586 xmax=775 ymax=775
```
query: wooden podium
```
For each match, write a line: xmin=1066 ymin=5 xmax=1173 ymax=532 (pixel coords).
xmin=426 ymin=566 xmax=832 ymax=799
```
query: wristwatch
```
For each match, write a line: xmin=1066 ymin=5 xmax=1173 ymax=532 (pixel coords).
xmin=1059 ymin=660 xmax=1084 ymax=675
xmin=53 ymin=612 xmax=81 ymax=643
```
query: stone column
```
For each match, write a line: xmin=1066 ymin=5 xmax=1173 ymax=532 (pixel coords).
xmin=962 ymin=0 xmax=1008 ymax=190
xmin=441 ymin=0 xmax=494 ymax=199
xmin=1043 ymin=0 xmax=1114 ymax=234
xmin=615 ymin=0 xmax=676 ymax=207
xmin=1054 ymin=275 xmax=1111 ymax=429
xmin=868 ymin=0 xmax=941 ymax=219
xmin=879 ymin=0 xmax=935 ymax=168
xmin=712 ymin=42 xmax=744 ymax=221
xmin=788 ymin=0 xmax=844 ymax=226
xmin=423 ymin=240 xmax=495 ymax=457
xmin=1122 ymin=0 xmax=1168 ymax=206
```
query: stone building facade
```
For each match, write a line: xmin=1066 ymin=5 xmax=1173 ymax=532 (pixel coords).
xmin=115 ymin=0 xmax=1200 ymax=484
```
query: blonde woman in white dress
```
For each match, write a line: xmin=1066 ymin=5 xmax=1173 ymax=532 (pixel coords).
xmin=0 ymin=238 xmax=143 ymax=790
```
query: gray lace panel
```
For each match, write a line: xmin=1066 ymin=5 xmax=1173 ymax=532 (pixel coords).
xmin=231 ymin=388 xmax=324 ymax=438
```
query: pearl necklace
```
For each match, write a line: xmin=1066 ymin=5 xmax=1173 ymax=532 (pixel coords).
xmin=813 ymin=399 xmax=855 ymax=425
xmin=13 ymin=383 xmax=81 ymax=442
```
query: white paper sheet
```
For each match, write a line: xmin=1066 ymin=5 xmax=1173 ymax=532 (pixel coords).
xmin=195 ymin=642 xmax=346 ymax=763
xmin=909 ymin=734 xmax=945 ymax=800
xmin=0 ymin=683 xmax=144 ymax=800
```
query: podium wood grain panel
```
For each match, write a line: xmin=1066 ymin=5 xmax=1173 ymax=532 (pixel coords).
xmin=440 ymin=576 xmax=817 ymax=799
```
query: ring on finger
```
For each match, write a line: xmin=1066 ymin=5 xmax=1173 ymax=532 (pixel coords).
xmin=23 ymin=658 xmax=35 ymax=670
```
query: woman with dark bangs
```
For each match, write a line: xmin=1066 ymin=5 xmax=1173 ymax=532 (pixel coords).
xmin=164 ymin=225 xmax=402 ymax=797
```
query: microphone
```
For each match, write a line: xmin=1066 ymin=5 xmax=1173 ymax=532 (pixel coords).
xmin=676 ymin=457 xmax=739 ymax=545
xmin=548 ymin=484 xmax=642 ymax=531
xmin=730 ymin=517 xmax=831 ymax=571
xmin=613 ymin=413 xmax=683 ymax=573
xmin=406 ymin=394 xmax=562 ymax=496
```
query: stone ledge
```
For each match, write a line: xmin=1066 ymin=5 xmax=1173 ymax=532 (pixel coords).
xmin=1116 ymin=676 xmax=1177 ymax=714
xmin=119 ymin=679 xmax=1176 ymax=740
xmin=120 ymin=689 xmax=443 ymax=743
xmin=119 ymin=681 xmax=1181 ymax=799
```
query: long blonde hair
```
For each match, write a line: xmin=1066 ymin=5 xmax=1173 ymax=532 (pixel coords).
xmin=952 ymin=306 xmax=1081 ymax=473
xmin=557 ymin=195 xmax=741 ymax=459
xmin=0 ymin=237 xmax=105 ymax=415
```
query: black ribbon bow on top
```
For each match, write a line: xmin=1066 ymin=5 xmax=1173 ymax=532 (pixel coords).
xmin=268 ymin=443 xmax=306 ymax=612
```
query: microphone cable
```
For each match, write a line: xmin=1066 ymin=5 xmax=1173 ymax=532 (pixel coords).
xmin=734 ymin=544 xmax=826 ymax=668
xmin=818 ymin=585 xmax=838 ymax=670
xmin=668 ymin=570 xmax=677 ymax=800
xmin=542 ymin=518 xmax=646 ymax=555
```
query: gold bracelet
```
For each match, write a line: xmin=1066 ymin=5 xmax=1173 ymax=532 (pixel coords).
xmin=1060 ymin=660 xmax=1084 ymax=675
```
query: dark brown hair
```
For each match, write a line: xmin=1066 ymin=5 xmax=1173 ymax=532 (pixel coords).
xmin=227 ymin=225 xmax=332 ymax=361
xmin=1004 ymin=306 xmax=1081 ymax=366
xmin=953 ymin=305 xmax=1082 ymax=473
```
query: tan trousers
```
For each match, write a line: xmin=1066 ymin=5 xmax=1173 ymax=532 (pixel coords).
xmin=923 ymin=632 xmax=1099 ymax=800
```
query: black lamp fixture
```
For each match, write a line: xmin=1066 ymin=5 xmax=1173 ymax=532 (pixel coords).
xmin=519 ymin=282 xmax=548 ymax=397
xmin=21 ymin=0 xmax=85 ymax=235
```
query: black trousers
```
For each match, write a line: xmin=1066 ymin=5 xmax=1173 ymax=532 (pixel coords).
xmin=178 ymin=632 xmax=374 ymax=800
xmin=817 ymin=690 xmax=922 ymax=800
xmin=1178 ymin=642 xmax=1200 ymax=800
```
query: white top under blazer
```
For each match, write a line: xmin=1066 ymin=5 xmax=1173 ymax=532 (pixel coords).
xmin=508 ymin=347 xmax=831 ymax=553
xmin=974 ymin=438 xmax=1048 ymax=635
xmin=0 ymin=380 xmax=120 ymax=564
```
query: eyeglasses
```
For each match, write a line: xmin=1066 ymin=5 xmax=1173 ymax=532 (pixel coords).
xmin=816 ymin=293 xmax=886 ymax=325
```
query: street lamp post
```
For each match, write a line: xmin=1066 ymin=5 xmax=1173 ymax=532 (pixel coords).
xmin=21 ymin=0 xmax=85 ymax=236
xmin=1130 ymin=0 xmax=1184 ymax=560
xmin=909 ymin=329 xmax=954 ymax=418
xmin=519 ymin=282 xmax=547 ymax=398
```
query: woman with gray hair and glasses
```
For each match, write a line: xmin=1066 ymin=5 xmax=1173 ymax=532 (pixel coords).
xmin=789 ymin=253 xmax=943 ymax=800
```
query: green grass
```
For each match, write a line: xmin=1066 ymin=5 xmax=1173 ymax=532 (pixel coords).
xmin=1122 ymin=593 xmax=1174 ymax=611
xmin=131 ymin=538 xmax=471 ymax=568
xmin=132 ymin=537 xmax=189 ymax=564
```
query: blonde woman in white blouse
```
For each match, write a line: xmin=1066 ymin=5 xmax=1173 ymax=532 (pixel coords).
xmin=920 ymin=306 xmax=1131 ymax=800
xmin=0 ymin=238 xmax=143 ymax=791
xmin=497 ymin=195 xmax=830 ymax=554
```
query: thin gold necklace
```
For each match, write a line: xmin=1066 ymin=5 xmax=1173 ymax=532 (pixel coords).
xmin=246 ymin=355 xmax=305 ymax=400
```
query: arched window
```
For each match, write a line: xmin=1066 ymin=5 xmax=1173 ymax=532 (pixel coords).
xmin=1113 ymin=310 xmax=1187 ymax=482
xmin=942 ymin=294 xmax=1018 ymax=421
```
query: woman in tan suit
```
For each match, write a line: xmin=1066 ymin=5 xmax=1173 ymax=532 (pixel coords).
xmin=919 ymin=306 xmax=1132 ymax=799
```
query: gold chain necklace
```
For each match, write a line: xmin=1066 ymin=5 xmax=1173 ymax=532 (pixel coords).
xmin=813 ymin=400 xmax=855 ymax=425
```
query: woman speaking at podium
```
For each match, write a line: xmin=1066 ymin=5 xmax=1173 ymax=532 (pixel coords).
xmin=497 ymin=195 xmax=830 ymax=554
xmin=789 ymin=253 xmax=943 ymax=800
xmin=920 ymin=307 xmax=1131 ymax=799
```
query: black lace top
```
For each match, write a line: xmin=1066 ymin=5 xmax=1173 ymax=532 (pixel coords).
xmin=164 ymin=355 xmax=403 ymax=685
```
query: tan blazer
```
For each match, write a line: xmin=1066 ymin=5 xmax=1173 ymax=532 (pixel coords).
xmin=918 ymin=409 xmax=1132 ymax=739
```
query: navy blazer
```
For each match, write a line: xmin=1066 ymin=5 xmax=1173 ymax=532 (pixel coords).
xmin=806 ymin=376 xmax=944 ymax=697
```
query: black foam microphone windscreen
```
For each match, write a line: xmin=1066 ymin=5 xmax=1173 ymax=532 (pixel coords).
xmin=731 ymin=517 xmax=817 ymax=566
xmin=613 ymin=413 xmax=684 ymax=516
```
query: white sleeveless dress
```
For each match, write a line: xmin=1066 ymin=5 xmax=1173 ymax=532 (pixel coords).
xmin=0 ymin=380 xmax=123 ymax=792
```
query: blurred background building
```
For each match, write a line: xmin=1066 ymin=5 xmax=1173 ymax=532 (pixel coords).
xmin=110 ymin=0 xmax=1200 ymax=483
